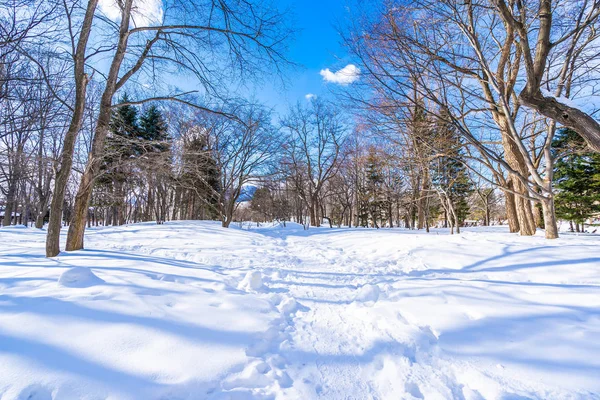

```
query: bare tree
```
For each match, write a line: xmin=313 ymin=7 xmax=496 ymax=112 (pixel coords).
xmin=344 ymin=0 xmax=566 ymax=238
xmin=64 ymin=0 xmax=292 ymax=252
xmin=211 ymin=103 xmax=279 ymax=227
xmin=45 ymin=0 xmax=98 ymax=256
xmin=281 ymin=99 xmax=346 ymax=227
xmin=493 ymin=0 xmax=600 ymax=152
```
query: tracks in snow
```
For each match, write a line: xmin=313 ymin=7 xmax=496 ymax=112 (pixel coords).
xmin=250 ymin=229 xmax=463 ymax=399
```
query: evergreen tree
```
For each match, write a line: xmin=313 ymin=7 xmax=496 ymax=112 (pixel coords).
xmin=138 ymin=105 xmax=172 ymax=223
xmin=139 ymin=105 xmax=170 ymax=153
xmin=102 ymin=93 xmax=140 ymax=174
xmin=431 ymin=108 xmax=473 ymax=227
xmin=364 ymin=147 xmax=387 ymax=228
xmin=94 ymin=94 xmax=140 ymax=225
xmin=552 ymin=128 xmax=600 ymax=229
xmin=178 ymin=128 xmax=221 ymax=219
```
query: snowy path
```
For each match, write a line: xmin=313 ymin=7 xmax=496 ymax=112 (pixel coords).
xmin=1 ymin=222 xmax=600 ymax=399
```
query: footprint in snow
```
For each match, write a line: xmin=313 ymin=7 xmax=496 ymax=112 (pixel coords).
xmin=18 ymin=385 xmax=52 ymax=400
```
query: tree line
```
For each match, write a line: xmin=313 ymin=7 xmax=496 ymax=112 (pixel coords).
xmin=2 ymin=0 xmax=600 ymax=258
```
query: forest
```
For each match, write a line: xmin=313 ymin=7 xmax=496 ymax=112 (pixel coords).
xmin=2 ymin=0 xmax=600 ymax=255
xmin=2 ymin=1 xmax=600 ymax=399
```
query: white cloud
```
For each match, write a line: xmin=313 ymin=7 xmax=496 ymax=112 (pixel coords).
xmin=319 ymin=64 xmax=360 ymax=85
xmin=305 ymin=93 xmax=316 ymax=100
xmin=99 ymin=0 xmax=163 ymax=26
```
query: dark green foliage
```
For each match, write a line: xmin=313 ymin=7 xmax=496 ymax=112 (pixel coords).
xmin=93 ymin=97 xmax=172 ymax=223
xmin=364 ymin=148 xmax=388 ymax=228
xmin=139 ymin=105 xmax=170 ymax=153
xmin=96 ymin=95 xmax=139 ymax=196
xmin=180 ymin=131 xmax=221 ymax=219
xmin=431 ymin=109 xmax=473 ymax=224
xmin=552 ymin=128 xmax=600 ymax=225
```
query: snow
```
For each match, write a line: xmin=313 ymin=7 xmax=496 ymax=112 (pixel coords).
xmin=1 ymin=221 xmax=599 ymax=399
xmin=58 ymin=267 xmax=105 ymax=288
xmin=238 ymin=270 xmax=264 ymax=291
xmin=354 ymin=283 xmax=380 ymax=303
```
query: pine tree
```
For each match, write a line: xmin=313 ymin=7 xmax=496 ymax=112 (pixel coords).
xmin=178 ymin=129 xmax=221 ymax=219
xmin=364 ymin=147 xmax=388 ymax=228
xmin=431 ymin=108 xmax=473 ymax=229
xmin=94 ymin=94 xmax=140 ymax=225
xmin=552 ymin=128 xmax=600 ymax=230
xmin=103 ymin=93 xmax=140 ymax=170
xmin=138 ymin=105 xmax=172 ymax=223
xmin=139 ymin=105 xmax=170 ymax=153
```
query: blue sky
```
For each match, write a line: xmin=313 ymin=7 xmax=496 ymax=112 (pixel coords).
xmin=97 ymin=0 xmax=357 ymax=116
xmin=251 ymin=0 xmax=356 ymax=114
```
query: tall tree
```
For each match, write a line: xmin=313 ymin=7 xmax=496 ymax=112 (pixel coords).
xmin=139 ymin=105 xmax=171 ymax=223
xmin=281 ymin=99 xmax=346 ymax=227
xmin=431 ymin=109 xmax=473 ymax=233
xmin=553 ymin=128 xmax=600 ymax=230
xmin=96 ymin=95 xmax=140 ymax=226
xmin=64 ymin=0 xmax=292 ymax=252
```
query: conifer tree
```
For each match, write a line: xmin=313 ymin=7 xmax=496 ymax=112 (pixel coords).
xmin=177 ymin=128 xmax=221 ymax=219
xmin=364 ymin=147 xmax=386 ymax=228
xmin=431 ymin=108 xmax=473 ymax=231
xmin=95 ymin=94 xmax=140 ymax=225
xmin=552 ymin=128 xmax=600 ymax=231
xmin=138 ymin=105 xmax=172 ymax=223
xmin=139 ymin=105 xmax=170 ymax=152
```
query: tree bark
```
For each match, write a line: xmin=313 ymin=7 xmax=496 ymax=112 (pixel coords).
xmin=503 ymin=183 xmax=520 ymax=233
xmin=65 ymin=0 xmax=133 ymax=252
xmin=309 ymin=196 xmax=319 ymax=227
xmin=502 ymin=127 xmax=536 ymax=236
xmin=515 ymin=186 xmax=536 ymax=236
xmin=45 ymin=0 xmax=98 ymax=257
xmin=520 ymin=91 xmax=600 ymax=153
xmin=2 ymin=180 xmax=17 ymax=226
xmin=541 ymin=196 xmax=559 ymax=239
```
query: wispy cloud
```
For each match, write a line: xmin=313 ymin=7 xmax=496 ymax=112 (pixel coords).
xmin=319 ymin=64 xmax=360 ymax=85
xmin=305 ymin=93 xmax=316 ymax=100
xmin=99 ymin=0 xmax=164 ymax=26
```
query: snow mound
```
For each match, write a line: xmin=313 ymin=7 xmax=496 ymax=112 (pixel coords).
xmin=355 ymin=284 xmax=380 ymax=303
xmin=58 ymin=267 xmax=104 ymax=288
xmin=278 ymin=297 xmax=298 ymax=314
xmin=238 ymin=270 xmax=263 ymax=291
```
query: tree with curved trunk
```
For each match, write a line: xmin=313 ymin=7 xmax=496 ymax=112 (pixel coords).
xmin=493 ymin=0 xmax=600 ymax=152
xmin=344 ymin=0 xmax=565 ymax=238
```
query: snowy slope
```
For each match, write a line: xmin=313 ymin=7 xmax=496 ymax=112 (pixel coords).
xmin=0 ymin=222 xmax=599 ymax=399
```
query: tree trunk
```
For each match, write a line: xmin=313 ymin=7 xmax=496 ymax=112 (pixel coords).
xmin=417 ymin=194 xmax=425 ymax=229
xmin=515 ymin=191 xmax=536 ymax=236
xmin=309 ymin=197 xmax=319 ymax=227
xmin=65 ymin=0 xmax=134 ymax=252
xmin=222 ymin=197 xmax=236 ymax=228
xmin=503 ymin=182 xmax=520 ymax=233
xmin=45 ymin=0 xmax=98 ymax=257
xmin=541 ymin=197 xmax=559 ymax=239
xmin=2 ymin=181 xmax=16 ymax=226
xmin=35 ymin=210 xmax=45 ymax=229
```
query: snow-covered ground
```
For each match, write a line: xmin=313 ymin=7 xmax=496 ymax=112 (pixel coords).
xmin=1 ymin=221 xmax=599 ymax=400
